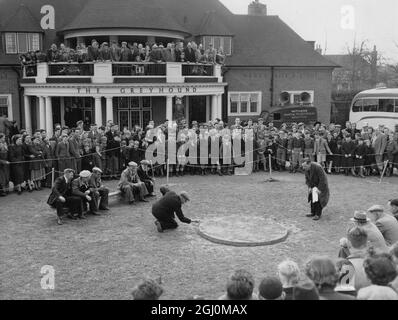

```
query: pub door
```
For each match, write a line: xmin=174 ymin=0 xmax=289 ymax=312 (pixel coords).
xmin=189 ymin=96 xmax=207 ymax=124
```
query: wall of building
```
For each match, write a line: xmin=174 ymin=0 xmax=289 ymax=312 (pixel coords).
xmin=224 ymin=67 xmax=333 ymax=125
xmin=0 ymin=67 xmax=21 ymax=126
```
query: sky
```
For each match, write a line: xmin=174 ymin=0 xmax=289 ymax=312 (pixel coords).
xmin=219 ymin=0 xmax=398 ymax=62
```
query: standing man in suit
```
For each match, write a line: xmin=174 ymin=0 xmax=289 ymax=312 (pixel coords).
xmin=69 ymin=131 xmax=82 ymax=173
xmin=184 ymin=42 xmax=197 ymax=63
xmin=302 ymin=158 xmax=330 ymax=221
xmin=55 ymin=134 xmax=72 ymax=175
xmin=89 ymin=167 xmax=110 ymax=211
xmin=373 ymin=129 xmax=388 ymax=174
xmin=47 ymin=168 xmax=82 ymax=225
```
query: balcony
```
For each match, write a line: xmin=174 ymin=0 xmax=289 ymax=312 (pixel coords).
xmin=22 ymin=62 xmax=223 ymax=85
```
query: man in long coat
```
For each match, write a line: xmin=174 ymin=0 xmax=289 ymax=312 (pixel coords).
xmin=302 ymin=158 xmax=330 ymax=221
xmin=118 ymin=162 xmax=148 ymax=204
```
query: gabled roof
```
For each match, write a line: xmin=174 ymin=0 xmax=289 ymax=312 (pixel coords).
xmin=197 ymin=11 xmax=233 ymax=36
xmin=224 ymin=15 xmax=339 ymax=68
xmin=61 ymin=0 xmax=190 ymax=35
xmin=1 ymin=3 xmax=43 ymax=33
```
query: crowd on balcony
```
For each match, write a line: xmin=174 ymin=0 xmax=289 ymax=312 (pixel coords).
xmin=19 ymin=39 xmax=226 ymax=70
xmin=0 ymin=112 xmax=397 ymax=198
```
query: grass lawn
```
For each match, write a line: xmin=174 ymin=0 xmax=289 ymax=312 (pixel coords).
xmin=0 ymin=172 xmax=397 ymax=300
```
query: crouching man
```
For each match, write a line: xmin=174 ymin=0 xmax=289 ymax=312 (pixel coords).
xmin=118 ymin=161 xmax=149 ymax=204
xmin=151 ymin=190 xmax=199 ymax=232
xmin=89 ymin=167 xmax=110 ymax=211
xmin=47 ymin=168 xmax=83 ymax=225
xmin=72 ymin=170 xmax=99 ymax=218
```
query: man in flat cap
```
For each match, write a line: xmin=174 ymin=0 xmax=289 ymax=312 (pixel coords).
xmin=367 ymin=205 xmax=398 ymax=246
xmin=389 ymin=199 xmax=398 ymax=221
xmin=47 ymin=169 xmax=82 ymax=225
xmin=137 ymin=160 xmax=156 ymax=197
xmin=72 ymin=170 xmax=98 ymax=218
xmin=118 ymin=162 xmax=149 ymax=204
xmin=152 ymin=190 xmax=198 ymax=232
xmin=89 ymin=167 xmax=110 ymax=211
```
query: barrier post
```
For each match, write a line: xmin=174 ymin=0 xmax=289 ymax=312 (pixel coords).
xmin=379 ymin=160 xmax=389 ymax=184
xmin=166 ymin=159 xmax=170 ymax=185
xmin=51 ymin=168 xmax=55 ymax=188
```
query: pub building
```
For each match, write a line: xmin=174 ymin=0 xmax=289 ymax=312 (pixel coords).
xmin=0 ymin=0 xmax=337 ymax=136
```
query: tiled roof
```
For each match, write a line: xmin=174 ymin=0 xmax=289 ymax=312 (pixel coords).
xmin=60 ymin=0 xmax=189 ymax=35
xmin=197 ymin=11 xmax=233 ymax=36
xmin=1 ymin=4 xmax=42 ymax=33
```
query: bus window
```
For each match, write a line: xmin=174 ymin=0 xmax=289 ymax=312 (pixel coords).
xmin=379 ymin=99 xmax=394 ymax=112
xmin=395 ymin=100 xmax=398 ymax=113
xmin=363 ymin=99 xmax=378 ymax=112
xmin=352 ymin=99 xmax=362 ymax=112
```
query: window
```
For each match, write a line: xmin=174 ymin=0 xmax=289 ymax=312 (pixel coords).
xmin=229 ymin=92 xmax=261 ymax=115
xmin=379 ymin=99 xmax=394 ymax=112
xmin=395 ymin=100 xmax=398 ymax=113
xmin=5 ymin=33 xmax=41 ymax=54
xmin=363 ymin=99 xmax=378 ymax=112
xmin=203 ymin=36 xmax=232 ymax=55
xmin=0 ymin=95 xmax=12 ymax=119
xmin=352 ymin=99 xmax=362 ymax=112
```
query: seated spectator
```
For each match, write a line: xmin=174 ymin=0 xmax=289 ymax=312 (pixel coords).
xmin=131 ymin=277 xmax=164 ymax=300
xmin=72 ymin=170 xmax=99 ymax=217
xmin=137 ymin=160 xmax=155 ymax=197
xmin=390 ymin=243 xmax=398 ymax=292
xmin=357 ymin=251 xmax=398 ymax=300
xmin=368 ymin=205 xmax=398 ymax=246
xmin=389 ymin=199 xmax=398 ymax=221
xmin=89 ymin=167 xmax=109 ymax=211
xmin=277 ymin=259 xmax=301 ymax=300
xmin=118 ymin=161 xmax=149 ymax=204
xmin=258 ymin=277 xmax=285 ymax=300
xmin=218 ymin=269 xmax=258 ymax=300
xmin=350 ymin=211 xmax=389 ymax=253
xmin=292 ymin=280 xmax=320 ymax=300
xmin=305 ymin=256 xmax=356 ymax=300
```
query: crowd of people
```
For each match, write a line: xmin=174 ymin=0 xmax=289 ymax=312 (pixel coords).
xmin=0 ymin=113 xmax=397 ymax=197
xmin=19 ymin=39 xmax=226 ymax=74
xmin=132 ymin=225 xmax=398 ymax=300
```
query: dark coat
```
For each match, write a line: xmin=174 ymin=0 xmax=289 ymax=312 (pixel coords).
xmin=305 ymin=162 xmax=330 ymax=208
xmin=151 ymin=191 xmax=191 ymax=224
xmin=47 ymin=176 xmax=71 ymax=207
xmin=9 ymin=144 xmax=25 ymax=185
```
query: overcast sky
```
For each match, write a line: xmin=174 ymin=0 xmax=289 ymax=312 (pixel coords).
xmin=220 ymin=0 xmax=398 ymax=62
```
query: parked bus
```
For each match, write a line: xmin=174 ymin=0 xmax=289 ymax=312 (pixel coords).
xmin=349 ymin=88 xmax=398 ymax=131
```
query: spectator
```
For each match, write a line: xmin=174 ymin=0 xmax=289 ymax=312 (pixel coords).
xmin=390 ymin=243 xmax=398 ymax=292
xmin=99 ymin=42 xmax=112 ymax=61
xmin=277 ymin=259 xmax=301 ymax=300
xmin=218 ymin=269 xmax=258 ymax=300
xmin=389 ymin=199 xmax=398 ymax=221
xmin=258 ymin=277 xmax=285 ymax=300
xmin=88 ymin=40 xmax=100 ymax=61
xmin=184 ymin=42 xmax=196 ymax=63
xmin=350 ymin=211 xmax=389 ymax=253
xmin=357 ymin=251 xmax=398 ymax=300
xmin=292 ymin=280 xmax=320 ymax=300
xmin=368 ymin=205 xmax=398 ymax=246
xmin=47 ymin=43 xmax=60 ymax=62
xmin=120 ymin=42 xmax=133 ymax=62
xmin=131 ymin=278 xmax=164 ymax=300
xmin=305 ymin=256 xmax=356 ymax=300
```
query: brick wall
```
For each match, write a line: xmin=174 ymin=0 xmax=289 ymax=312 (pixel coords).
xmin=0 ymin=67 xmax=21 ymax=125
xmin=224 ymin=67 xmax=333 ymax=125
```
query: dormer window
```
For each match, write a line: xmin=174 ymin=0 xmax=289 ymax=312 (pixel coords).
xmin=5 ymin=32 xmax=41 ymax=54
xmin=203 ymin=36 xmax=232 ymax=56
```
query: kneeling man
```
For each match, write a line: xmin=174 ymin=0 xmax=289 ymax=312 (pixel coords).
xmin=119 ymin=162 xmax=149 ymax=204
xmin=151 ymin=191 xmax=198 ymax=232
xmin=47 ymin=168 xmax=82 ymax=225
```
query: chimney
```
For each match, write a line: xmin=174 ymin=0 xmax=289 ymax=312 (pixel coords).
xmin=315 ymin=44 xmax=322 ymax=55
xmin=248 ymin=0 xmax=267 ymax=16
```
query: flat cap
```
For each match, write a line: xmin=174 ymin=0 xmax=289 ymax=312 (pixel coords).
xmin=367 ymin=205 xmax=384 ymax=212
xmin=79 ymin=170 xmax=91 ymax=178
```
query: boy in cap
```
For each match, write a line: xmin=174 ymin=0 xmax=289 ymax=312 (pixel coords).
xmin=72 ymin=170 xmax=99 ymax=218
xmin=89 ymin=167 xmax=109 ymax=211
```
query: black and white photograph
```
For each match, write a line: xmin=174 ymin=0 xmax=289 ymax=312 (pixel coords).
xmin=0 ymin=0 xmax=398 ymax=307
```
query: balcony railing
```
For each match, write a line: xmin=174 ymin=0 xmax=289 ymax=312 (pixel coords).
xmin=23 ymin=62 xmax=223 ymax=84
xmin=49 ymin=63 xmax=94 ymax=76
xmin=24 ymin=65 xmax=37 ymax=77
xmin=182 ymin=64 xmax=214 ymax=77
xmin=112 ymin=63 xmax=166 ymax=76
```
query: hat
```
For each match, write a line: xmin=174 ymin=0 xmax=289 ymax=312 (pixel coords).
xmin=293 ymin=281 xmax=319 ymax=300
xmin=258 ymin=277 xmax=283 ymax=300
xmin=128 ymin=161 xmax=138 ymax=167
xmin=368 ymin=205 xmax=384 ymax=213
xmin=92 ymin=167 xmax=103 ymax=173
xmin=79 ymin=170 xmax=91 ymax=178
xmin=390 ymin=199 xmax=398 ymax=206
xmin=63 ymin=168 xmax=74 ymax=174
xmin=179 ymin=191 xmax=190 ymax=202
xmin=350 ymin=211 xmax=370 ymax=223
xmin=140 ymin=160 xmax=151 ymax=165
